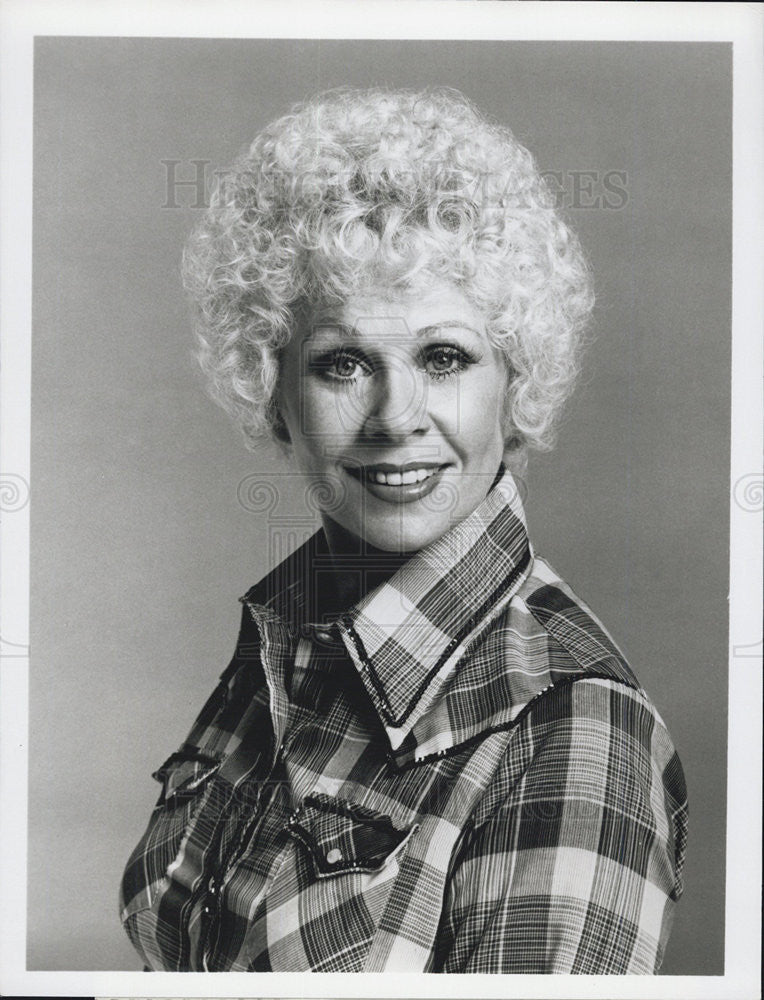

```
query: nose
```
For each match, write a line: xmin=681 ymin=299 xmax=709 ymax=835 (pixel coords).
xmin=361 ymin=358 xmax=429 ymax=441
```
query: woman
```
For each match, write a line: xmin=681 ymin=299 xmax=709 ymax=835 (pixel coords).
xmin=119 ymin=88 xmax=687 ymax=973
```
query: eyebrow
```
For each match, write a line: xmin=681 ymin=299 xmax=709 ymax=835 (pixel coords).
xmin=416 ymin=320 xmax=483 ymax=338
xmin=309 ymin=319 xmax=483 ymax=340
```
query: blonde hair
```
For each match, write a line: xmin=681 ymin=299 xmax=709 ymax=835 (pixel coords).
xmin=182 ymin=87 xmax=594 ymax=453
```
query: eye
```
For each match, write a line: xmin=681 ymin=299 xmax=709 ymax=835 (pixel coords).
xmin=424 ymin=345 xmax=472 ymax=380
xmin=311 ymin=348 xmax=372 ymax=382
xmin=332 ymin=351 xmax=362 ymax=380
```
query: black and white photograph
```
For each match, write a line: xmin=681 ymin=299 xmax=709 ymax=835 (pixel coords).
xmin=0 ymin=2 xmax=761 ymax=998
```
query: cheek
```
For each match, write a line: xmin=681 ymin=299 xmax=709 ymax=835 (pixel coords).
xmin=286 ymin=385 xmax=369 ymax=463
xmin=301 ymin=392 xmax=351 ymax=437
xmin=450 ymin=371 xmax=506 ymax=445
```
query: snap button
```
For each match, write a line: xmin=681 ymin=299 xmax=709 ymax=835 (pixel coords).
xmin=326 ymin=847 xmax=343 ymax=864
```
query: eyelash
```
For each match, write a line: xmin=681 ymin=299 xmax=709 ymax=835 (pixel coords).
xmin=311 ymin=344 xmax=479 ymax=383
xmin=427 ymin=346 xmax=474 ymax=381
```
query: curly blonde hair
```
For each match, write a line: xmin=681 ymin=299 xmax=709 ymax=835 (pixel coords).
xmin=182 ymin=87 xmax=594 ymax=453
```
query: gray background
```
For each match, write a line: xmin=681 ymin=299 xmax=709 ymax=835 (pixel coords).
xmin=29 ymin=39 xmax=730 ymax=973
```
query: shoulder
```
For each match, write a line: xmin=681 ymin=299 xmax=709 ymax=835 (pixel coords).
xmin=515 ymin=554 xmax=683 ymax=763
xmin=469 ymin=673 xmax=688 ymax=915
xmin=430 ymin=551 xmax=674 ymax=762
xmin=515 ymin=674 xmax=682 ymax=789
xmin=440 ymin=670 xmax=688 ymax=973
xmin=466 ymin=552 xmax=686 ymax=818
xmin=512 ymin=557 xmax=684 ymax=786
xmin=475 ymin=672 xmax=685 ymax=821
xmin=518 ymin=553 xmax=639 ymax=685
xmin=459 ymin=552 xmax=641 ymax=733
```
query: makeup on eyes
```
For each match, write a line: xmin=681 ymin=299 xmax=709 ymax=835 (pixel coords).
xmin=306 ymin=320 xmax=486 ymax=384
xmin=308 ymin=341 xmax=484 ymax=383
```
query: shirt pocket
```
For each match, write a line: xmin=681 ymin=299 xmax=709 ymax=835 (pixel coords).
xmin=245 ymin=793 xmax=419 ymax=970
xmin=120 ymin=745 xmax=224 ymax=926
xmin=151 ymin=744 xmax=224 ymax=806
xmin=286 ymin=793 xmax=418 ymax=878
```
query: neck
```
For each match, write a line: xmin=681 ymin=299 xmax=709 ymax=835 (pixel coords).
xmin=320 ymin=516 xmax=413 ymax=610
xmin=318 ymin=462 xmax=507 ymax=611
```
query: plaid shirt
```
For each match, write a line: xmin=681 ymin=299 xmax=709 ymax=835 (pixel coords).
xmin=119 ymin=469 xmax=687 ymax=973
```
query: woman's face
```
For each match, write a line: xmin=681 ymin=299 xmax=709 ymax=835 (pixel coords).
xmin=278 ymin=280 xmax=509 ymax=552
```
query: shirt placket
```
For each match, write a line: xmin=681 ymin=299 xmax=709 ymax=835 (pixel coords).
xmin=198 ymin=608 xmax=295 ymax=971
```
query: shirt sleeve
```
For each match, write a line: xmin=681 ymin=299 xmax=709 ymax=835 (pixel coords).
xmin=433 ymin=677 xmax=688 ymax=974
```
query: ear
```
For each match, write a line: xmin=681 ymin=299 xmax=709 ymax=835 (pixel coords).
xmin=503 ymin=435 xmax=527 ymax=477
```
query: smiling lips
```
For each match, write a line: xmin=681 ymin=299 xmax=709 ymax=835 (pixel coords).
xmin=345 ymin=461 xmax=443 ymax=482
xmin=367 ymin=466 xmax=439 ymax=485
xmin=343 ymin=462 xmax=448 ymax=502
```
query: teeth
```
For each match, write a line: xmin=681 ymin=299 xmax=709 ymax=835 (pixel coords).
xmin=368 ymin=467 xmax=437 ymax=485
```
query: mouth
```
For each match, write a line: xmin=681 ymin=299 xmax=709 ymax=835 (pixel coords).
xmin=342 ymin=461 xmax=450 ymax=503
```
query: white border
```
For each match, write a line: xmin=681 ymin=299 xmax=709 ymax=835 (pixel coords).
xmin=1 ymin=2 xmax=761 ymax=998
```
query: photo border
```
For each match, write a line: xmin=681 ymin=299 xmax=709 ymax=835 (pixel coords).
xmin=1 ymin=2 xmax=761 ymax=997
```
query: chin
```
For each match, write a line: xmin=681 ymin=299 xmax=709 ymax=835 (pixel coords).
xmin=359 ymin=518 xmax=444 ymax=554
xmin=367 ymin=534 xmax=424 ymax=554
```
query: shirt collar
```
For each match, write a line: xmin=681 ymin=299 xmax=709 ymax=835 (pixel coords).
xmin=241 ymin=467 xmax=532 ymax=753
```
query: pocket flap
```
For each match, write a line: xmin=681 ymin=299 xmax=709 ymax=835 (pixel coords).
xmin=286 ymin=793 xmax=417 ymax=876
xmin=151 ymin=743 xmax=223 ymax=804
